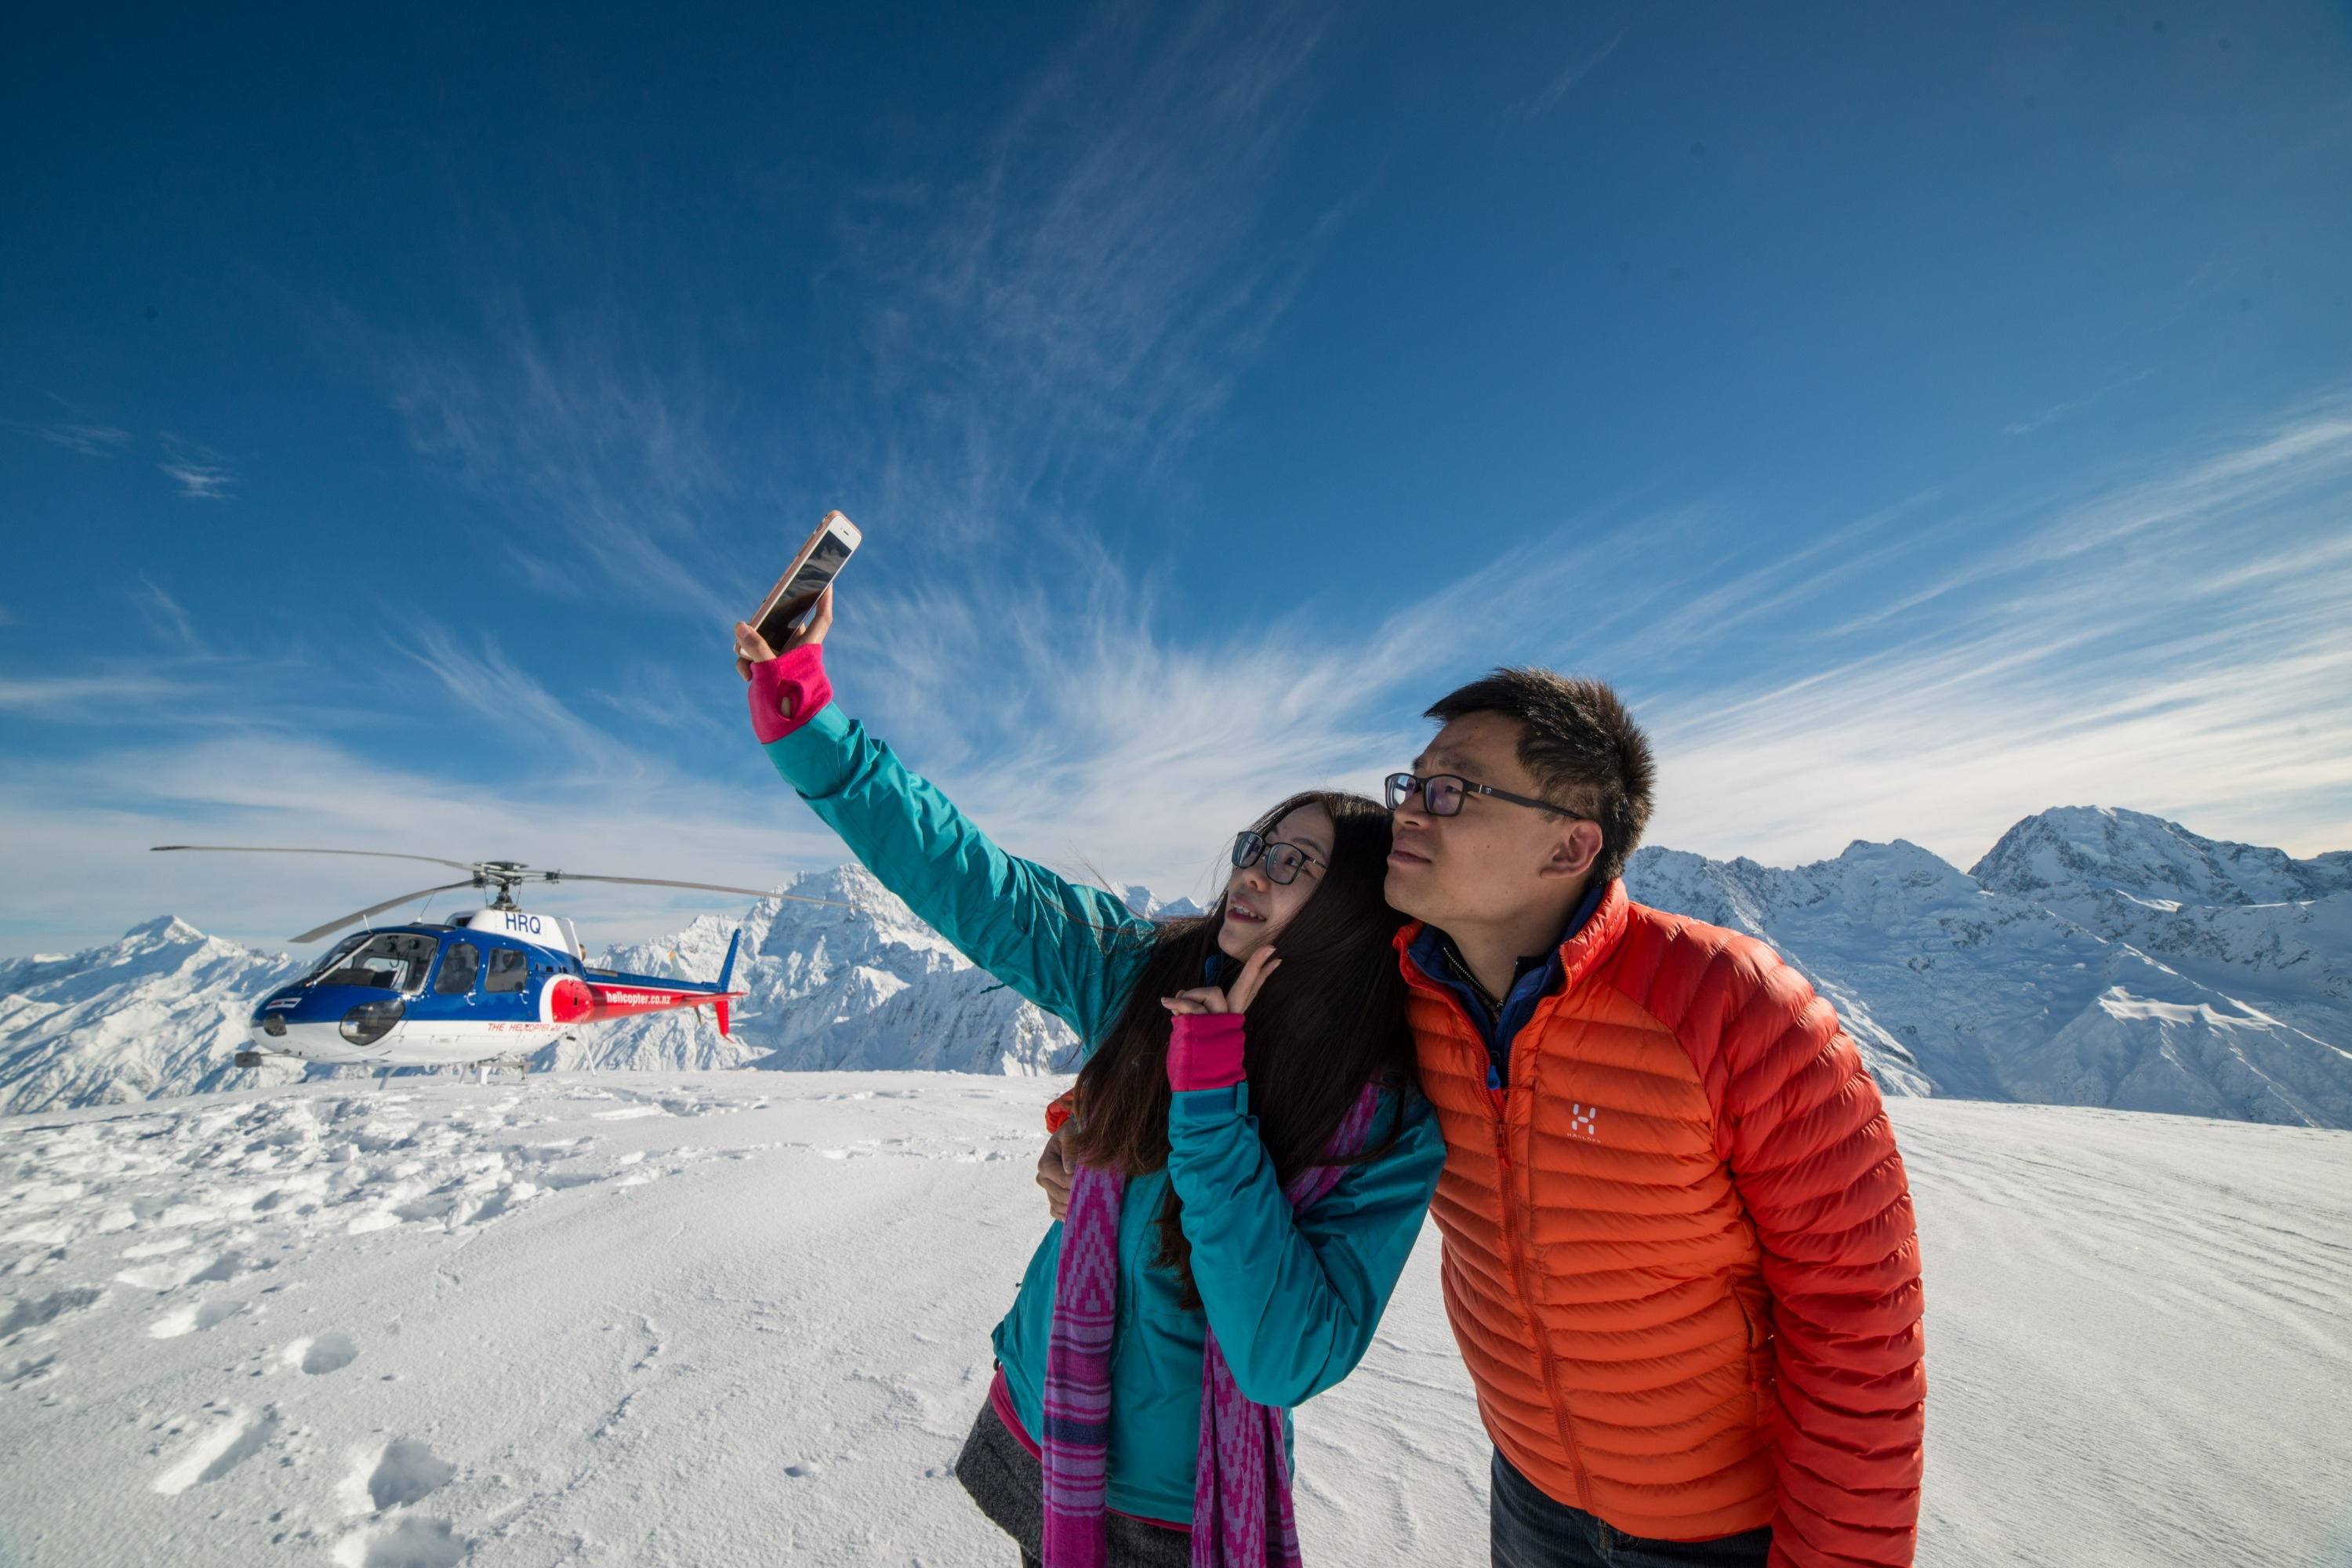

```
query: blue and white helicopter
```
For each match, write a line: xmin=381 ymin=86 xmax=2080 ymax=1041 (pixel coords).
xmin=152 ymin=845 xmax=844 ymax=1075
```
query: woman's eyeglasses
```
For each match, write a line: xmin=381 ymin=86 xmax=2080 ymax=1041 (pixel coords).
xmin=1384 ymin=771 xmax=1585 ymax=820
xmin=1232 ymin=830 xmax=1324 ymax=885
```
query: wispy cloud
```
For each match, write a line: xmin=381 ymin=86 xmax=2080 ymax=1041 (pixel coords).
xmin=8 ymin=419 xmax=135 ymax=457
xmin=158 ymin=433 xmax=235 ymax=499
xmin=1639 ymin=396 xmax=2352 ymax=865
xmin=589 ymin=662 xmax=731 ymax=739
xmin=132 ymin=579 xmax=207 ymax=654
xmin=847 ymin=393 xmax=2352 ymax=887
xmin=850 ymin=0 xmax=1334 ymax=523
xmin=368 ymin=0 xmax=1341 ymax=636
xmin=380 ymin=322 xmax=737 ymax=616
xmin=2002 ymin=368 xmax=2152 ymax=436
xmin=0 ymin=672 xmax=189 ymax=713
xmin=404 ymin=624 xmax=631 ymax=768
xmin=1523 ymin=26 xmax=1628 ymax=121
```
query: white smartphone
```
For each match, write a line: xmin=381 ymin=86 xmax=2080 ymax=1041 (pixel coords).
xmin=750 ymin=511 xmax=862 ymax=648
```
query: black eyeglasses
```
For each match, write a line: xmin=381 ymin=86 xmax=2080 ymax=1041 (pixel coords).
xmin=1232 ymin=830 xmax=1324 ymax=885
xmin=1385 ymin=771 xmax=1585 ymax=821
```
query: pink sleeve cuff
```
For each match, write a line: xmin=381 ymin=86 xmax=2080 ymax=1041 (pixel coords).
xmin=748 ymin=643 xmax=834 ymax=745
xmin=1167 ymin=1011 xmax=1247 ymax=1093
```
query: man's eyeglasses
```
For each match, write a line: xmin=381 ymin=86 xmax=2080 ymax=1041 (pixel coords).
xmin=1385 ymin=771 xmax=1585 ymax=821
xmin=1232 ymin=831 xmax=1324 ymax=886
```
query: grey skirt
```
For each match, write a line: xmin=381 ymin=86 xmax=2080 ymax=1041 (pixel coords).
xmin=953 ymin=1394 xmax=1192 ymax=1568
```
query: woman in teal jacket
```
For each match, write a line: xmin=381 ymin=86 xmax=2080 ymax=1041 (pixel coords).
xmin=734 ymin=595 xmax=1445 ymax=1567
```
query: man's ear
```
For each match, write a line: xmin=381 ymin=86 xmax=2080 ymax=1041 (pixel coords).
xmin=1541 ymin=819 xmax=1606 ymax=880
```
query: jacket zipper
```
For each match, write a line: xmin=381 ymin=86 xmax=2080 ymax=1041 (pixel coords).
xmin=1412 ymin=962 xmax=1594 ymax=1508
xmin=1487 ymin=1067 xmax=1593 ymax=1508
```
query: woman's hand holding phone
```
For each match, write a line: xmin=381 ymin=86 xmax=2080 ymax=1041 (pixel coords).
xmin=734 ymin=585 xmax=834 ymax=680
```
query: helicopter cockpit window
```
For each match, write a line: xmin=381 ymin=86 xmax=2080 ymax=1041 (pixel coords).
xmin=312 ymin=931 xmax=440 ymax=993
xmin=305 ymin=934 xmax=370 ymax=982
xmin=485 ymin=947 xmax=529 ymax=994
xmin=434 ymin=942 xmax=481 ymax=996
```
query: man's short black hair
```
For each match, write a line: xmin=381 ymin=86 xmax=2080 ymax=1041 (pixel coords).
xmin=1425 ymin=668 xmax=1657 ymax=885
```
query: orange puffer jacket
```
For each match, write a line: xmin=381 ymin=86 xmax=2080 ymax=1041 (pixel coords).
xmin=1401 ymin=880 xmax=1923 ymax=1567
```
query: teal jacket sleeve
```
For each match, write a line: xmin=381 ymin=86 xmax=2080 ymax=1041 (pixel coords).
xmin=1165 ymin=1080 xmax=1446 ymax=1408
xmin=764 ymin=703 xmax=1156 ymax=1046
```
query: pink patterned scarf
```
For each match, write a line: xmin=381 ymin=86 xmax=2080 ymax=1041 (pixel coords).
xmin=1040 ymin=1083 xmax=1382 ymax=1568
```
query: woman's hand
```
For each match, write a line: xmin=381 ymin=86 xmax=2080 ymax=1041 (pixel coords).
xmin=734 ymin=585 xmax=835 ymax=680
xmin=1036 ymin=1123 xmax=1075 ymax=1222
xmin=1161 ymin=944 xmax=1279 ymax=1018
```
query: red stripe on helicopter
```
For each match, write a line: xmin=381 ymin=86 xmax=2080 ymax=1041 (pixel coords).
xmin=545 ymin=975 xmax=742 ymax=1025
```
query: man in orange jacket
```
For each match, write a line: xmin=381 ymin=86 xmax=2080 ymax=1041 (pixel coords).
xmin=1382 ymin=668 xmax=1923 ymax=1568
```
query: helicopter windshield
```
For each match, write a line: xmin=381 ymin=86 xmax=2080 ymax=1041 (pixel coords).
xmin=307 ymin=931 xmax=441 ymax=994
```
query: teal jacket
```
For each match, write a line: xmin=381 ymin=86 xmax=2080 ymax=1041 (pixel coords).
xmin=764 ymin=703 xmax=1446 ymax=1524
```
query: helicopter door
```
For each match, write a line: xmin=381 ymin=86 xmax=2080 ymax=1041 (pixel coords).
xmin=433 ymin=941 xmax=481 ymax=996
xmin=485 ymin=947 xmax=529 ymax=993
xmin=481 ymin=946 xmax=534 ymax=1021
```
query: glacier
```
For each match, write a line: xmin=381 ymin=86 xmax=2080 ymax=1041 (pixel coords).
xmin=5 ymin=808 xmax=2349 ymax=1127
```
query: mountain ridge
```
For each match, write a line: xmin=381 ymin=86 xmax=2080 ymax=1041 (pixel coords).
xmin=5 ymin=807 xmax=2347 ymax=1126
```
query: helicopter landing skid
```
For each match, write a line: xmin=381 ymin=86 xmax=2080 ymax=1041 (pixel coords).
xmin=474 ymin=1054 xmax=535 ymax=1085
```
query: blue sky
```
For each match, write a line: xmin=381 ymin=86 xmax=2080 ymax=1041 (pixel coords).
xmin=4 ymin=1 xmax=2349 ymax=955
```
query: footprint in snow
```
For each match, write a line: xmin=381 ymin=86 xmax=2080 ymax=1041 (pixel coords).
xmin=284 ymin=1330 xmax=359 ymax=1374
xmin=148 ymin=1297 xmax=245 ymax=1338
xmin=152 ymin=1404 xmax=278 ymax=1495
xmin=0 ymin=1286 xmax=104 ymax=1339
xmin=114 ymin=1250 xmax=241 ymax=1292
xmin=340 ymin=1436 xmax=456 ymax=1512
xmin=331 ymin=1515 xmax=467 ymax=1568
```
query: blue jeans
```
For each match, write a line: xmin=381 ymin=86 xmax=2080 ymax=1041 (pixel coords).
xmin=1491 ymin=1450 xmax=1773 ymax=1568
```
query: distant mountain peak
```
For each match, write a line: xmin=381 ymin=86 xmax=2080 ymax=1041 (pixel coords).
xmin=120 ymin=914 xmax=212 ymax=946
xmin=1971 ymin=806 xmax=2352 ymax=908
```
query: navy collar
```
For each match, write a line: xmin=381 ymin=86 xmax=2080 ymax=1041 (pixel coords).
xmin=1408 ymin=880 xmax=1608 ymax=1089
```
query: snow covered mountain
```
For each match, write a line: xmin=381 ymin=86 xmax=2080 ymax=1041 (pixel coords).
xmin=568 ymin=864 xmax=1079 ymax=1076
xmin=1969 ymin=806 xmax=2352 ymax=1056
xmin=6 ymin=808 xmax=2347 ymax=1126
xmin=1626 ymin=808 xmax=2352 ymax=1128
xmin=0 ymin=918 xmax=306 ymax=1116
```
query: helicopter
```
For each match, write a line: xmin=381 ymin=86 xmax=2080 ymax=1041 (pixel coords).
xmin=151 ymin=845 xmax=847 ymax=1075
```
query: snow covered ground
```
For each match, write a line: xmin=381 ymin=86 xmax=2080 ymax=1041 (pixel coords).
xmin=3 ymin=1073 xmax=2347 ymax=1567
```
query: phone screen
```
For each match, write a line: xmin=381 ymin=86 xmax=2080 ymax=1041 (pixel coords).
xmin=755 ymin=524 xmax=858 ymax=644
xmin=780 ymin=528 xmax=854 ymax=607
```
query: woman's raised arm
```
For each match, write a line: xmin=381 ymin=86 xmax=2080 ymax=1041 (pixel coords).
xmin=736 ymin=593 xmax=1153 ymax=1047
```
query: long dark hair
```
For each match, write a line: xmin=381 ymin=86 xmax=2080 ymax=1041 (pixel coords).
xmin=1065 ymin=790 xmax=1415 ymax=1308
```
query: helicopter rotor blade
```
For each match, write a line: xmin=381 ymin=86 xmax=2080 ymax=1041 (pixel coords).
xmin=289 ymin=880 xmax=484 ymax=945
xmin=546 ymin=873 xmax=851 ymax=909
xmin=154 ymin=845 xmax=481 ymax=875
